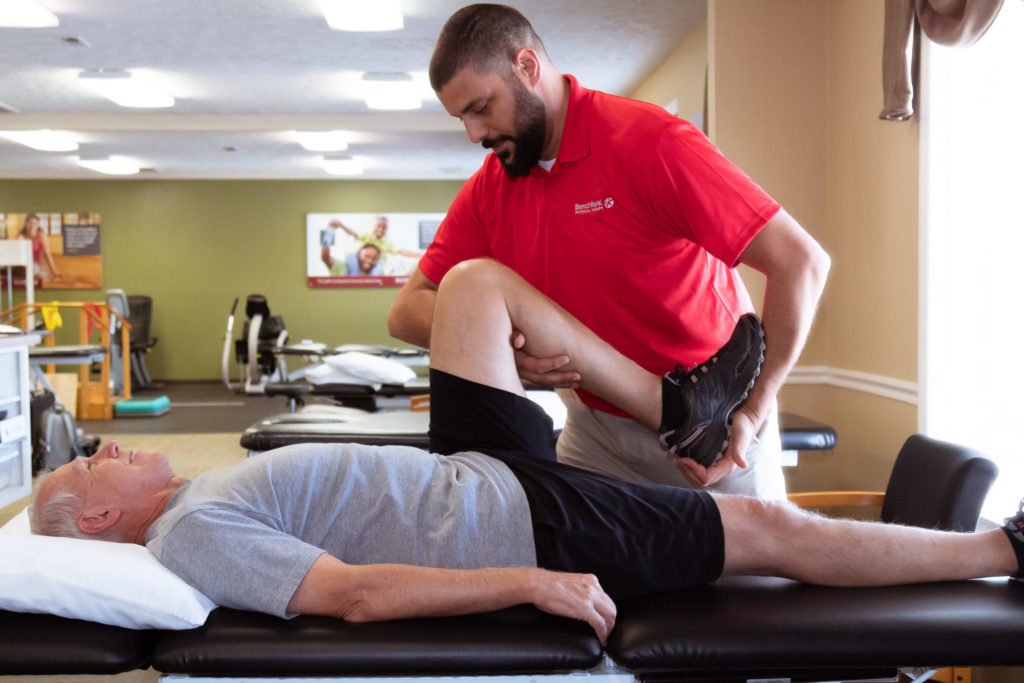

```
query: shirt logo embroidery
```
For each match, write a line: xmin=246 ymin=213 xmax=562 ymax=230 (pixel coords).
xmin=575 ymin=197 xmax=615 ymax=215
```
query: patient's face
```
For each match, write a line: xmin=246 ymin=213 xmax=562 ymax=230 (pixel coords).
xmin=43 ymin=441 xmax=176 ymax=511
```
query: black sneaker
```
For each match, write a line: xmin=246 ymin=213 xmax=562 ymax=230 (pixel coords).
xmin=1002 ymin=498 xmax=1024 ymax=580
xmin=658 ymin=313 xmax=765 ymax=467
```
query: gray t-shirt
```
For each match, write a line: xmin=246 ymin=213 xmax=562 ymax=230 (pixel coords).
xmin=145 ymin=443 xmax=536 ymax=617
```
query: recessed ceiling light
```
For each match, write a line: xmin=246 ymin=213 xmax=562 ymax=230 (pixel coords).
xmin=0 ymin=0 xmax=58 ymax=28
xmin=322 ymin=156 xmax=364 ymax=176
xmin=362 ymin=72 xmax=420 ymax=111
xmin=293 ymin=130 xmax=349 ymax=152
xmin=319 ymin=0 xmax=403 ymax=31
xmin=0 ymin=129 xmax=77 ymax=152
xmin=79 ymin=70 xmax=174 ymax=109
xmin=77 ymin=155 xmax=140 ymax=175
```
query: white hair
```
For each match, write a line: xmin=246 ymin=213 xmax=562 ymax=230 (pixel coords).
xmin=27 ymin=470 xmax=89 ymax=539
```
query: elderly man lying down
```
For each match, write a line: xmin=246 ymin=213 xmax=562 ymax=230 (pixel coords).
xmin=30 ymin=259 xmax=1024 ymax=644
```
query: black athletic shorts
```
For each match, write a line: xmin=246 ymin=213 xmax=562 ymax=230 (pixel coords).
xmin=429 ymin=369 xmax=725 ymax=599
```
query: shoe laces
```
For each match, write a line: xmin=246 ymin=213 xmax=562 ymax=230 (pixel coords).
xmin=667 ymin=356 xmax=721 ymax=386
xmin=665 ymin=364 xmax=690 ymax=384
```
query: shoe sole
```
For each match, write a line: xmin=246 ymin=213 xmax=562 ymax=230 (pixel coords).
xmin=667 ymin=323 xmax=766 ymax=467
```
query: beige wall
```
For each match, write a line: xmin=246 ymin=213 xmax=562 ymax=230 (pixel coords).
xmin=708 ymin=0 xmax=830 ymax=366
xmin=823 ymin=1 xmax=920 ymax=382
xmin=628 ymin=18 xmax=708 ymax=126
xmin=701 ymin=0 xmax=919 ymax=491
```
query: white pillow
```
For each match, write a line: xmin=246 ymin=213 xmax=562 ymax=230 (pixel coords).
xmin=304 ymin=362 xmax=380 ymax=388
xmin=324 ymin=351 xmax=416 ymax=385
xmin=0 ymin=509 xmax=215 ymax=630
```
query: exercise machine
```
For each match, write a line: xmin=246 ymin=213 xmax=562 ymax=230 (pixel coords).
xmin=222 ymin=295 xmax=289 ymax=395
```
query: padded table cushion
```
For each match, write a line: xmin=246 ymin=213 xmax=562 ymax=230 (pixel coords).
xmin=152 ymin=605 xmax=602 ymax=677
xmin=245 ymin=410 xmax=835 ymax=454
xmin=609 ymin=576 xmax=1024 ymax=675
xmin=0 ymin=610 xmax=156 ymax=675
xmin=241 ymin=410 xmax=431 ymax=451
xmin=310 ymin=378 xmax=431 ymax=398
xmin=778 ymin=412 xmax=837 ymax=451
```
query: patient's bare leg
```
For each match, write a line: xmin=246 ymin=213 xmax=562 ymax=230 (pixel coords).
xmin=716 ymin=495 xmax=1019 ymax=585
xmin=429 ymin=258 xmax=662 ymax=429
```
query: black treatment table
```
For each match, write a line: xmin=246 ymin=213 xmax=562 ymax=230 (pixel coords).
xmin=3 ymin=577 xmax=1022 ymax=680
xmin=240 ymin=406 xmax=836 ymax=456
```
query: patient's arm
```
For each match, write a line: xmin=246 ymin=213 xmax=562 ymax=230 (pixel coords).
xmin=288 ymin=554 xmax=617 ymax=644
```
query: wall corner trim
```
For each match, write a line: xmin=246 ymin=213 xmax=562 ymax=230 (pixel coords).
xmin=786 ymin=366 xmax=919 ymax=405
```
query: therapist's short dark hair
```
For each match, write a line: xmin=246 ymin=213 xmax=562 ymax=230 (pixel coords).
xmin=429 ymin=4 xmax=547 ymax=91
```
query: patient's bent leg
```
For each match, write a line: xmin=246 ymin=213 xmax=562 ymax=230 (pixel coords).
xmin=715 ymin=494 xmax=1020 ymax=585
xmin=430 ymin=259 xmax=662 ymax=429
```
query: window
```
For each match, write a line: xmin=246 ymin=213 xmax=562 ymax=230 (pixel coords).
xmin=921 ymin=0 xmax=1024 ymax=522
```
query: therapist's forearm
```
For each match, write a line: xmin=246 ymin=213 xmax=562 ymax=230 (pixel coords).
xmin=387 ymin=289 xmax=435 ymax=347
xmin=388 ymin=268 xmax=438 ymax=348
xmin=745 ymin=249 xmax=829 ymax=426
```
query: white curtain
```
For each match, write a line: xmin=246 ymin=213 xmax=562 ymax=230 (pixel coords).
xmin=921 ymin=0 xmax=1024 ymax=521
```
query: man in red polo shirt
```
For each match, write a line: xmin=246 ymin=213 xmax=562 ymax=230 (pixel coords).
xmin=388 ymin=4 xmax=830 ymax=498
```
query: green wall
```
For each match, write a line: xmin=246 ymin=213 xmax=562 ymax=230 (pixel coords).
xmin=0 ymin=179 xmax=462 ymax=380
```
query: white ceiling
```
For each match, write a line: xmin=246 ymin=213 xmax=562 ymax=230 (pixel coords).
xmin=0 ymin=0 xmax=705 ymax=180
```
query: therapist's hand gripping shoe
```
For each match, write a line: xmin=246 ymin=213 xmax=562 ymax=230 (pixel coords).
xmin=1003 ymin=498 xmax=1024 ymax=580
xmin=658 ymin=313 xmax=765 ymax=468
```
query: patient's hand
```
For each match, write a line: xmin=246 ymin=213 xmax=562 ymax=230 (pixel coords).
xmin=511 ymin=331 xmax=581 ymax=388
xmin=529 ymin=570 xmax=616 ymax=644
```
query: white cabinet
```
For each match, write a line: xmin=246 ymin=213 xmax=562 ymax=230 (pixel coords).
xmin=0 ymin=333 xmax=41 ymax=508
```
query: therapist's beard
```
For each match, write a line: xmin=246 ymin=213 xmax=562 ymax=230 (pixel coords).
xmin=482 ymin=82 xmax=547 ymax=178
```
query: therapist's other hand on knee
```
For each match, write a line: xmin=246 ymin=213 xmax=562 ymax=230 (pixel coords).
xmin=511 ymin=331 xmax=581 ymax=388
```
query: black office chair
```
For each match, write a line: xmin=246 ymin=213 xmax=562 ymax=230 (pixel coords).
xmin=789 ymin=433 xmax=998 ymax=532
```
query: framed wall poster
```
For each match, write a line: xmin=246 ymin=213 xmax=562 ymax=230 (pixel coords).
xmin=306 ymin=212 xmax=444 ymax=288
xmin=0 ymin=212 xmax=103 ymax=290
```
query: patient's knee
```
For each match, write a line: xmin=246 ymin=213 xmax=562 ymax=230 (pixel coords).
xmin=719 ymin=495 xmax=817 ymax=558
xmin=438 ymin=258 xmax=508 ymax=295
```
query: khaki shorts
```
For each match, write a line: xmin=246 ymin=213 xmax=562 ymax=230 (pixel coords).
xmin=555 ymin=388 xmax=787 ymax=500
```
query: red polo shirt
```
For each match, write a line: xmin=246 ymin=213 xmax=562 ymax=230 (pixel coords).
xmin=420 ymin=75 xmax=780 ymax=417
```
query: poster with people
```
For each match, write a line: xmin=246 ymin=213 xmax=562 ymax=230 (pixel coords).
xmin=306 ymin=212 xmax=443 ymax=288
xmin=0 ymin=212 xmax=103 ymax=290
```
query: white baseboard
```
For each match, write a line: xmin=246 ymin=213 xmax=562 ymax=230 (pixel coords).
xmin=786 ymin=366 xmax=918 ymax=405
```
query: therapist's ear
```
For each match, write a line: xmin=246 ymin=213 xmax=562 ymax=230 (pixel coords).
xmin=513 ymin=48 xmax=542 ymax=87
xmin=78 ymin=507 xmax=122 ymax=535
